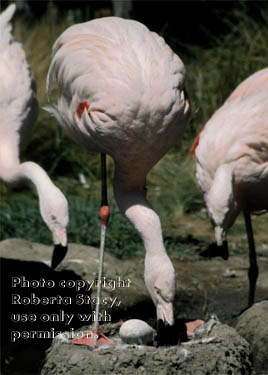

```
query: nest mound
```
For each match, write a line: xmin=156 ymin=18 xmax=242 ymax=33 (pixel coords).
xmin=41 ymin=320 xmax=253 ymax=375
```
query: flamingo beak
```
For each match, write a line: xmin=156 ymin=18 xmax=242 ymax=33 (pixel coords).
xmin=155 ymin=302 xmax=177 ymax=346
xmin=51 ymin=227 xmax=68 ymax=269
xmin=214 ymin=226 xmax=229 ymax=260
xmin=215 ymin=226 xmax=225 ymax=246
xmin=157 ymin=302 xmax=174 ymax=327
xmin=218 ymin=240 xmax=229 ymax=260
xmin=155 ymin=318 xmax=178 ymax=346
xmin=51 ymin=244 xmax=68 ymax=269
xmin=201 ymin=240 xmax=229 ymax=260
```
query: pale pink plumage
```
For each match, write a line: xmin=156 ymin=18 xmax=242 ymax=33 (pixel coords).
xmin=0 ymin=4 xmax=68 ymax=252
xmin=194 ymin=68 xmax=268 ymax=229
xmin=193 ymin=68 xmax=268 ymax=305
xmin=46 ymin=17 xmax=190 ymax=333
xmin=226 ymin=68 xmax=268 ymax=102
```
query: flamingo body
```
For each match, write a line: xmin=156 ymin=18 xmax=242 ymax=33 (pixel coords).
xmin=46 ymin=18 xmax=189 ymax=183
xmin=194 ymin=68 xmax=268 ymax=234
xmin=193 ymin=68 xmax=268 ymax=305
xmin=0 ymin=5 xmax=68 ymax=261
xmin=46 ymin=16 xmax=190 ymax=339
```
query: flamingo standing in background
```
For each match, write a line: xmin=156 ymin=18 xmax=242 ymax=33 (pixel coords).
xmin=45 ymin=16 xmax=190 ymax=344
xmin=0 ymin=4 xmax=68 ymax=268
xmin=192 ymin=68 xmax=268 ymax=307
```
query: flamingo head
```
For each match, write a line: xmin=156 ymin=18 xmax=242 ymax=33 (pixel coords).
xmin=144 ymin=253 xmax=176 ymax=344
xmin=206 ymin=164 xmax=236 ymax=246
xmin=154 ymin=283 xmax=174 ymax=327
xmin=39 ymin=187 xmax=69 ymax=269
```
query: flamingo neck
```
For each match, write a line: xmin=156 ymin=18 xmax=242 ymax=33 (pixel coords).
xmin=15 ymin=161 xmax=56 ymax=197
xmin=113 ymin=181 xmax=166 ymax=256
xmin=0 ymin=134 xmax=20 ymax=182
xmin=113 ymin=180 xmax=175 ymax=313
xmin=0 ymin=134 xmax=57 ymax=200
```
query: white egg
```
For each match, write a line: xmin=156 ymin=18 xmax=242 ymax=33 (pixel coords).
xmin=119 ymin=319 xmax=154 ymax=345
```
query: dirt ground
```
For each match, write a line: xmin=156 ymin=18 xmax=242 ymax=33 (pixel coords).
xmin=173 ymin=254 xmax=268 ymax=324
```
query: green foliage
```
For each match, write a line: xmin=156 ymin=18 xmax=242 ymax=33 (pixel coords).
xmin=148 ymin=154 xmax=202 ymax=222
xmin=179 ymin=6 xmax=268 ymax=143
xmin=0 ymin=193 xmax=145 ymax=258
xmin=0 ymin=194 xmax=49 ymax=243
xmin=0 ymin=191 xmax=208 ymax=258
xmin=66 ymin=196 xmax=145 ymax=259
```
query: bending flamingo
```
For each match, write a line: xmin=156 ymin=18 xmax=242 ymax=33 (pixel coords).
xmin=193 ymin=68 xmax=268 ymax=307
xmin=0 ymin=4 xmax=68 ymax=268
xmin=46 ymin=16 xmax=190 ymax=343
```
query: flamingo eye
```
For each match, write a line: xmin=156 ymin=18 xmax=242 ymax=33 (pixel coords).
xmin=154 ymin=287 xmax=160 ymax=294
xmin=51 ymin=215 xmax=56 ymax=220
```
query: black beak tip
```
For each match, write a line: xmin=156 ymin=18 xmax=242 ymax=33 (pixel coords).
xmin=221 ymin=240 xmax=229 ymax=260
xmin=200 ymin=240 xmax=229 ymax=260
xmin=155 ymin=319 xmax=183 ymax=346
xmin=51 ymin=244 xmax=68 ymax=270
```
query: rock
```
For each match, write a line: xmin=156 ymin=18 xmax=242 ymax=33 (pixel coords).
xmin=236 ymin=300 xmax=268 ymax=375
xmin=119 ymin=319 xmax=154 ymax=345
xmin=41 ymin=320 xmax=254 ymax=375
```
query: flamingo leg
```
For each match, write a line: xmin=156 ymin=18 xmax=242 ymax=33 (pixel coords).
xmin=73 ymin=153 xmax=113 ymax=348
xmin=93 ymin=153 xmax=111 ymax=347
xmin=93 ymin=220 xmax=107 ymax=347
xmin=243 ymin=211 xmax=259 ymax=307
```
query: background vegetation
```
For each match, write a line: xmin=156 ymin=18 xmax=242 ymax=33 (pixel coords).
xmin=0 ymin=1 xmax=267 ymax=258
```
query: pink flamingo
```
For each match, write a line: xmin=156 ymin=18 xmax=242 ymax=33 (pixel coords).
xmin=0 ymin=4 xmax=68 ymax=268
xmin=192 ymin=68 xmax=268 ymax=307
xmin=46 ymin=16 xmax=190 ymax=344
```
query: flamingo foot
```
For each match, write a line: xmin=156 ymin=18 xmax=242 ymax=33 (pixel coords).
xmin=72 ymin=329 xmax=115 ymax=348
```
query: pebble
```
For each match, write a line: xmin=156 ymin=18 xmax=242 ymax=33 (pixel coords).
xmin=223 ymin=268 xmax=236 ymax=278
xmin=119 ymin=319 xmax=154 ymax=345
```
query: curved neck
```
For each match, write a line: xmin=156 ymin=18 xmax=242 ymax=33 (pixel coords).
xmin=113 ymin=182 xmax=166 ymax=256
xmin=15 ymin=161 xmax=57 ymax=198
